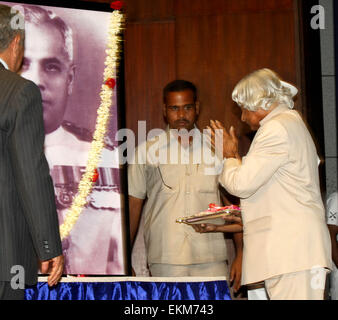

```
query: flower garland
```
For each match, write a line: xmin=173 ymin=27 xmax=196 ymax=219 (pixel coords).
xmin=59 ymin=6 xmax=125 ymax=241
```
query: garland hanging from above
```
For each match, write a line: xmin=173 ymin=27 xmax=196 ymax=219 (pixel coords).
xmin=59 ymin=5 xmax=125 ymax=241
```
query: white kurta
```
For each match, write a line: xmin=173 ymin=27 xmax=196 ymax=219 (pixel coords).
xmin=219 ymin=104 xmax=332 ymax=285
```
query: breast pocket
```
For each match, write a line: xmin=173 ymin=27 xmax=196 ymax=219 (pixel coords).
xmin=157 ymin=164 xmax=183 ymax=193
xmin=196 ymin=164 xmax=218 ymax=194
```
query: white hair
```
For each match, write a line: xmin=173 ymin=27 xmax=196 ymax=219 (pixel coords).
xmin=232 ymin=68 xmax=297 ymax=111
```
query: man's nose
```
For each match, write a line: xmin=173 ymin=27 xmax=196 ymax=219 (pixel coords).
xmin=178 ymin=107 xmax=185 ymax=119
xmin=241 ymin=112 xmax=246 ymax=122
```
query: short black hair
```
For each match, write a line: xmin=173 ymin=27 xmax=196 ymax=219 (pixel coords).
xmin=163 ymin=80 xmax=197 ymax=104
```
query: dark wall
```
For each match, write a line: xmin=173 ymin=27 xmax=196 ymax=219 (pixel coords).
xmin=78 ymin=0 xmax=323 ymax=151
xmin=121 ymin=0 xmax=302 ymax=143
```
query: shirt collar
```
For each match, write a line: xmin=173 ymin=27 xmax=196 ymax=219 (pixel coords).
xmin=45 ymin=126 xmax=65 ymax=147
xmin=0 ymin=58 xmax=9 ymax=70
xmin=259 ymin=104 xmax=290 ymax=127
xmin=166 ymin=125 xmax=201 ymax=146
xmin=166 ymin=124 xmax=200 ymax=137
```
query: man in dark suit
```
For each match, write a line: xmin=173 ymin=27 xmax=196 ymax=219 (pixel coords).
xmin=0 ymin=4 xmax=63 ymax=300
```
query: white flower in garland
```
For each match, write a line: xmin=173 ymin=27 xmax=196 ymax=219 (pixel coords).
xmin=59 ymin=9 xmax=125 ymax=241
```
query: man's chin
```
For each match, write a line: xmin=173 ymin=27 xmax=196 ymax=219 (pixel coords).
xmin=173 ymin=125 xmax=194 ymax=131
xmin=44 ymin=120 xmax=61 ymax=135
xmin=249 ymin=125 xmax=259 ymax=131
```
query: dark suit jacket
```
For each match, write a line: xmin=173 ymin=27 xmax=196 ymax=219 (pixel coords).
xmin=0 ymin=63 xmax=62 ymax=285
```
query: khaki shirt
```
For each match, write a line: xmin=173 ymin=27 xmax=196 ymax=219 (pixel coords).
xmin=128 ymin=128 xmax=227 ymax=265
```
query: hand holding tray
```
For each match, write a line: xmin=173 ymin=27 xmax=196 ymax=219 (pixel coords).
xmin=176 ymin=204 xmax=241 ymax=225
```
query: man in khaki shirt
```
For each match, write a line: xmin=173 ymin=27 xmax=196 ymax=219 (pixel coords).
xmin=128 ymin=80 xmax=243 ymax=290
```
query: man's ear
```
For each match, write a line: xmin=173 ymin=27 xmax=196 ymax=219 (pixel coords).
xmin=67 ymin=64 xmax=76 ymax=95
xmin=7 ymin=34 xmax=23 ymax=72
xmin=13 ymin=34 xmax=21 ymax=45
xmin=195 ymin=101 xmax=200 ymax=116
xmin=10 ymin=34 xmax=21 ymax=53
xmin=163 ymin=104 xmax=167 ymax=119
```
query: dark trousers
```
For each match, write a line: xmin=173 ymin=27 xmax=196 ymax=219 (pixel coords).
xmin=0 ymin=282 xmax=25 ymax=300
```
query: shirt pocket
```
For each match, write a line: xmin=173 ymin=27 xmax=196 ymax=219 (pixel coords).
xmin=196 ymin=164 xmax=219 ymax=194
xmin=157 ymin=164 xmax=183 ymax=193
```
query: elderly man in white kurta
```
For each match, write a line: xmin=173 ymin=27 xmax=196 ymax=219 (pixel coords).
xmin=202 ymin=69 xmax=332 ymax=300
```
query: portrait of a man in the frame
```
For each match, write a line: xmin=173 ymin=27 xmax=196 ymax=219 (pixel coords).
xmin=2 ymin=2 xmax=126 ymax=275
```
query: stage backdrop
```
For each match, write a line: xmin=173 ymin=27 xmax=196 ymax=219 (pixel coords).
xmin=2 ymin=1 xmax=128 ymax=275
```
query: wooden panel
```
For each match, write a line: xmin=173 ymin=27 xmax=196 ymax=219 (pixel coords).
xmin=175 ymin=10 xmax=297 ymax=137
xmin=124 ymin=0 xmax=174 ymax=21
xmin=80 ymin=0 xmax=299 ymax=142
xmin=124 ymin=22 xmax=176 ymax=141
xmin=175 ymin=0 xmax=294 ymax=16
xmin=79 ymin=0 xmax=174 ymax=21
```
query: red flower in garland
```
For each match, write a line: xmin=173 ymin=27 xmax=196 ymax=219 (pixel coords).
xmin=110 ymin=1 xmax=124 ymax=10
xmin=92 ymin=169 xmax=99 ymax=182
xmin=105 ymin=78 xmax=116 ymax=89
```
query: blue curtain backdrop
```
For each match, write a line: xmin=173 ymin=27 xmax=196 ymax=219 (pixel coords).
xmin=25 ymin=280 xmax=231 ymax=300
